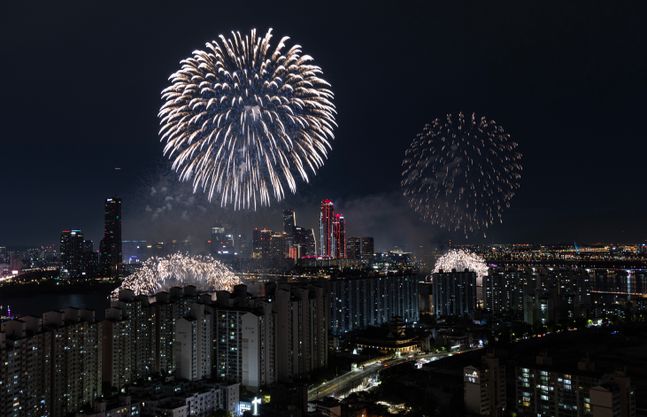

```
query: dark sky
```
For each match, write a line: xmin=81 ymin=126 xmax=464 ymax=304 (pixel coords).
xmin=1 ymin=1 xmax=646 ymax=250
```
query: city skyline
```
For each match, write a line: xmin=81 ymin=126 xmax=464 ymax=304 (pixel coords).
xmin=1 ymin=1 xmax=646 ymax=247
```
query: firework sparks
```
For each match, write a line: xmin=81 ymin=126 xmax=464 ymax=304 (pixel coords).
xmin=433 ymin=249 xmax=488 ymax=286
xmin=113 ymin=253 xmax=241 ymax=297
xmin=401 ymin=112 xmax=523 ymax=236
xmin=159 ymin=28 xmax=337 ymax=210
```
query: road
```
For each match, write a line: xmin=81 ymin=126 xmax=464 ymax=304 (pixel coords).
xmin=308 ymin=351 xmax=462 ymax=401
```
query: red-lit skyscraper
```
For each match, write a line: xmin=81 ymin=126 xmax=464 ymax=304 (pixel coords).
xmin=319 ymin=199 xmax=334 ymax=257
xmin=333 ymin=213 xmax=346 ymax=258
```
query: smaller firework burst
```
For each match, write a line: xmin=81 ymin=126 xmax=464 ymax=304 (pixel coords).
xmin=113 ymin=253 xmax=240 ymax=297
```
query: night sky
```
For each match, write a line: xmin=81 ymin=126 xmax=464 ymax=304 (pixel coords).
xmin=1 ymin=1 xmax=646 ymax=250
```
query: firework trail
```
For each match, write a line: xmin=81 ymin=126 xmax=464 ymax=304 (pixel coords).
xmin=113 ymin=253 xmax=241 ymax=297
xmin=401 ymin=112 xmax=522 ymax=236
xmin=159 ymin=28 xmax=337 ymax=210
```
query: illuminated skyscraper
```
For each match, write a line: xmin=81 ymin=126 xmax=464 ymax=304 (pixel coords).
xmin=270 ymin=232 xmax=288 ymax=259
xmin=361 ymin=237 xmax=375 ymax=260
xmin=292 ymin=226 xmax=317 ymax=258
xmin=347 ymin=237 xmax=360 ymax=260
xmin=252 ymin=228 xmax=272 ymax=259
xmin=283 ymin=209 xmax=297 ymax=258
xmin=60 ymin=229 xmax=84 ymax=278
xmin=333 ymin=213 xmax=346 ymax=258
xmin=319 ymin=199 xmax=334 ymax=258
xmin=304 ymin=228 xmax=317 ymax=257
xmin=283 ymin=209 xmax=296 ymax=237
xmin=347 ymin=237 xmax=374 ymax=261
xmin=209 ymin=225 xmax=235 ymax=258
xmin=100 ymin=197 xmax=122 ymax=277
xmin=81 ymin=239 xmax=98 ymax=277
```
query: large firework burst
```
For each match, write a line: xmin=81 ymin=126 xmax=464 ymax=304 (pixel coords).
xmin=433 ymin=249 xmax=488 ymax=287
xmin=114 ymin=253 xmax=241 ymax=297
xmin=401 ymin=112 xmax=522 ymax=236
xmin=159 ymin=28 xmax=336 ymax=210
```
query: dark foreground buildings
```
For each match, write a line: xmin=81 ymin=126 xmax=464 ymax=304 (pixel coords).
xmin=462 ymin=331 xmax=641 ymax=417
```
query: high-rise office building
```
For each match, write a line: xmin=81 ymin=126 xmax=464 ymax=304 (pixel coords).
xmin=347 ymin=238 xmax=360 ymax=260
xmin=60 ymin=229 xmax=85 ymax=278
xmin=347 ymin=237 xmax=374 ymax=261
xmin=209 ymin=225 xmax=235 ymax=258
xmin=234 ymin=233 xmax=251 ymax=258
xmin=252 ymin=228 xmax=272 ymax=259
xmin=82 ymin=239 xmax=98 ymax=277
xmin=270 ymin=232 xmax=288 ymax=259
xmin=319 ymin=199 xmax=334 ymax=258
xmin=283 ymin=209 xmax=297 ymax=258
xmin=100 ymin=197 xmax=122 ymax=277
xmin=292 ymin=226 xmax=317 ymax=258
xmin=360 ymin=237 xmax=374 ymax=260
xmin=283 ymin=209 xmax=296 ymax=237
xmin=333 ymin=213 xmax=346 ymax=258
xmin=303 ymin=228 xmax=317 ymax=257
xmin=432 ymin=269 xmax=477 ymax=317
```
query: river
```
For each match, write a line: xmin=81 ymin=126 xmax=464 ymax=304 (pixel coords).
xmin=0 ymin=290 xmax=112 ymax=320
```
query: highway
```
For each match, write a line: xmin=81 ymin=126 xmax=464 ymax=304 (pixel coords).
xmin=308 ymin=351 xmax=461 ymax=402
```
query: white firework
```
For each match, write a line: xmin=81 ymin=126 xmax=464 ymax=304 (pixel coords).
xmin=159 ymin=28 xmax=337 ymax=210
xmin=433 ymin=249 xmax=488 ymax=287
xmin=114 ymin=253 xmax=241 ymax=297
xmin=402 ymin=112 xmax=523 ymax=236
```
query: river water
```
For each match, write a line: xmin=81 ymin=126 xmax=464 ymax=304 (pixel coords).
xmin=0 ymin=290 xmax=112 ymax=320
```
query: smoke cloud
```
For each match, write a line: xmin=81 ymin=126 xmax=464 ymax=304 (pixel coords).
xmin=123 ymin=168 xmax=448 ymax=264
